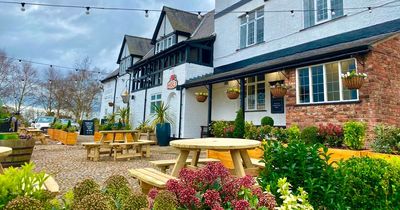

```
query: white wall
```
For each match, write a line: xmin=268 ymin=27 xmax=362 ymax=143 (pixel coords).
xmin=156 ymin=16 xmax=174 ymax=39
xmin=214 ymin=0 xmax=400 ymax=68
xmin=99 ymin=80 xmax=115 ymax=119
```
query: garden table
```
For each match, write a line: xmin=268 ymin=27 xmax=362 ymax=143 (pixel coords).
xmin=0 ymin=146 xmax=12 ymax=174
xmin=26 ymin=129 xmax=47 ymax=144
xmin=170 ymin=138 xmax=261 ymax=177
xmin=99 ymin=130 xmax=139 ymax=143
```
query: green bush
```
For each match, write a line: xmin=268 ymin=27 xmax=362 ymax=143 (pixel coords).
xmin=210 ymin=121 xmax=234 ymax=138
xmin=244 ymin=122 xmax=272 ymax=140
xmin=73 ymin=179 xmax=101 ymax=204
xmin=153 ymin=191 xmax=177 ymax=210
xmin=233 ymin=109 xmax=245 ymax=138
xmin=261 ymin=116 xmax=274 ymax=126
xmin=258 ymin=141 xmax=339 ymax=208
xmin=103 ymin=175 xmax=131 ymax=201
xmin=371 ymin=124 xmax=400 ymax=154
xmin=271 ymin=127 xmax=288 ymax=143
xmin=287 ymin=124 xmax=301 ymax=142
xmin=300 ymin=126 xmax=321 ymax=144
xmin=0 ymin=133 xmax=19 ymax=140
xmin=4 ymin=196 xmax=43 ymax=210
xmin=343 ymin=121 xmax=366 ymax=150
xmin=74 ymin=192 xmax=115 ymax=210
xmin=336 ymin=157 xmax=400 ymax=209
xmin=120 ymin=192 xmax=148 ymax=210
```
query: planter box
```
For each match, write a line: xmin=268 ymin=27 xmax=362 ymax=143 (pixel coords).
xmin=208 ymin=148 xmax=263 ymax=169
xmin=0 ymin=138 xmax=35 ymax=168
xmin=93 ymin=131 xmax=134 ymax=142
xmin=49 ymin=129 xmax=77 ymax=145
xmin=47 ymin=128 xmax=54 ymax=139
xmin=53 ymin=129 xmax=60 ymax=141
xmin=65 ymin=132 xmax=77 ymax=145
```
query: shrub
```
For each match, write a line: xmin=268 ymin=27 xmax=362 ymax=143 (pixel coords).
xmin=300 ymin=126 xmax=321 ymax=144
xmin=258 ymin=141 xmax=339 ymax=208
xmin=318 ymin=123 xmax=343 ymax=147
xmin=271 ymin=127 xmax=288 ymax=143
xmin=371 ymin=124 xmax=400 ymax=154
xmin=343 ymin=121 xmax=366 ymax=150
xmin=287 ymin=124 xmax=301 ymax=142
xmin=244 ymin=122 xmax=272 ymax=140
xmin=274 ymin=178 xmax=313 ymax=210
xmin=120 ymin=192 xmax=148 ymax=210
xmin=4 ymin=196 xmax=43 ymax=210
xmin=261 ymin=116 xmax=274 ymax=126
xmin=336 ymin=157 xmax=400 ymax=209
xmin=152 ymin=191 xmax=177 ymax=210
xmin=233 ymin=108 xmax=245 ymax=138
xmin=211 ymin=121 xmax=233 ymax=138
xmin=74 ymin=192 xmax=115 ymax=210
xmin=73 ymin=179 xmax=101 ymax=204
xmin=103 ymin=175 xmax=131 ymax=201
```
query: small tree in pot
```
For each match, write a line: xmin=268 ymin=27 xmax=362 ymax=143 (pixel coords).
xmin=152 ymin=102 xmax=173 ymax=146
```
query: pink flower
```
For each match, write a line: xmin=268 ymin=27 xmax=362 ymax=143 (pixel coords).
xmin=203 ymin=189 xmax=222 ymax=208
xmin=212 ymin=205 xmax=224 ymax=210
xmin=238 ymin=175 xmax=254 ymax=188
xmin=234 ymin=199 xmax=250 ymax=210
xmin=258 ymin=193 xmax=277 ymax=210
xmin=178 ymin=187 xmax=200 ymax=208
xmin=148 ymin=188 xmax=158 ymax=199
xmin=166 ymin=179 xmax=182 ymax=195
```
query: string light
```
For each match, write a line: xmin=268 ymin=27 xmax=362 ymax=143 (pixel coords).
xmin=197 ymin=11 xmax=201 ymax=19
xmin=245 ymin=11 xmax=249 ymax=18
xmin=145 ymin=9 xmax=149 ymax=17
xmin=290 ymin=10 xmax=294 ymax=17
xmin=368 ymin=7 xmax=372 ymax=13
xmin=85 ymin=6 xmax=90 ymax=15
xmin=331 ymin=9 xmax=336 ymax=16
xmin=20 ymin=2 xmax=25 ymax=11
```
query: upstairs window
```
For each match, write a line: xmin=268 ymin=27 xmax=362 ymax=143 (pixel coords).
xmin=304 ymin=0 xmax=343 ymax=27
xmin=155 ymin=34 xmax=176 ymax=54
xmin=239 ymin=7 xmax=264 ymax=49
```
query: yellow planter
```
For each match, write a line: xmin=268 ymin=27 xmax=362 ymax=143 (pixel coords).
xmin=207 ymin=148 xmax=264 ymax=169
xmin=93 ymin=131 xmax=134 ymax=142
xmin=47 ymin=129 xmax=54 ymax=139
xmin=65 ymin=132 xmax=77 ymax=145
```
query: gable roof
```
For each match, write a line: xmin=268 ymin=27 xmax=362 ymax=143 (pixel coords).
xmin=101 ymin=68 xmax=119 ymax=83
xmin=151 ymin=6 xmax=202 ymax=44
xmin=190 ymin=10 xmax=215 ymax=40
xmin=116 ymin=35 xmax=152 ymax=63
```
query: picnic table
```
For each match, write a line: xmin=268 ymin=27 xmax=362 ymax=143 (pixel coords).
xmin=0 ymin=146 xmax=12 ymax=174
xmin=26 ymin=128 xmax=47 ymax=144
xmin=99 ymin=130 xmax=139 ymax=143
xmin=170 ymin=138 xmax=261 ymax=177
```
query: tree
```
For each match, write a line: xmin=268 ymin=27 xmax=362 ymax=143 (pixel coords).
xmin=35 ymin=67 xmax=59 ymax=115
xmin=233 ymin=108 xmax=245 ymax=138
xmin=0 ymin=50 xmax=14 ymax=98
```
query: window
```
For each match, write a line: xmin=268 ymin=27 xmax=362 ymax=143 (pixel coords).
xmin=155 ymin=34 xmax=176 ymax=54
xmin=150 ymin=94 xmax=162 ymax=114
xmin=296 ymin=59 xmax=358 ymax=104
xmin=304 ymin=0 xmax=343 ymax=27
xmin=246 ymin=74 xmax=265 ymax=110
xmin=239 ymin=7 xmax=264 ymax=49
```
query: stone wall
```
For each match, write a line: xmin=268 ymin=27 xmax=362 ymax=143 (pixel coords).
xmin=285 ymin=34 xmax=400 ymax=141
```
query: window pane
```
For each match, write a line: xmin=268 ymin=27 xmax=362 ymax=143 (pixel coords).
xmin=316 ymin=0 xmax=328 ymax=22
xmin=257 ymin=74 xmax=265 ymax=82
xmin=247 ymin=22 xmax=255 ymax=45
xmin=256 ymin=17 xmax=264 ymax=43
xmin=247 ymin=85 xmax=256 ymax=110
xmin=240 ymin=16 xmax=247 ymax=24
xmin=240 ymin=25 xmax=247 ymax=49
xmin=298 ymin=68 xmax=310 ymax=103
xmin=331 ymin=0 xmax=343 ymax=18
xmin=312 ymin=65 xmax=324 ymax=102
xmin=247 ymin=76 xmax=255 ymax=83
xmin=256 ymin=8 xmax=264 ymax=17
xmin=257 ymin=82 xmax=265 ymax=110
xmin=341 ymin=60 xmax=358 ymax=100
xmin=326 ymin=63 xmax=340 ymax=101
xmin=248 ymin=12 xmax=255 ymax=20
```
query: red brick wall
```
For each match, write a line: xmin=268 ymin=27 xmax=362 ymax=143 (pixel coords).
xmin=285 ymin=34 xmax=400 ymax=142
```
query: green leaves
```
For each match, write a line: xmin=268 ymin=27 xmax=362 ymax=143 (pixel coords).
xmin=343 ymin=121 xmax=366 ymax=150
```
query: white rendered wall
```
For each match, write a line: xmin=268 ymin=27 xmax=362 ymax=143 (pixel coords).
xmin=214 ymin=0 xmax=400 ymax=68
xmin=99 ymin=80 xmax=116 ymax=119
xmin=156 ymin=16 xmax=174 ymax=39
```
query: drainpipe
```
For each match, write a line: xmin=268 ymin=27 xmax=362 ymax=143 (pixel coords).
xmin=178 ymin=86 xmax=183 ymax=138
xmin=112 ymin=76 xmax=118 ymax=114
xmin=240 ymin=78 xmax=245 ymax=119
xmin=127 ymin=73 xmax=132 ymax=123
xmin=207 ymin=84 xmax=213 ymax=136
xmin=143 ymin=77 xmax=150 ymax=123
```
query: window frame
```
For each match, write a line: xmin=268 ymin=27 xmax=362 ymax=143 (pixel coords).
xmin=296 ymin=58 xmax=359 ymax=105
xmin=150 ymin=93 xmax=162 ymax=114
xmin=239 ymin=6 xmax=264 ymax=49
xmin=245 ymin=75 xmax=266 ymax=111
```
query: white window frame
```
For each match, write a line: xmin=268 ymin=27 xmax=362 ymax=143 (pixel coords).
xmin=314 ymin=0 xmax=333 ymax=24
xmin=150 ymin=93 xmax=162 ymax=114
xmin=246 ymin=76 xmax=266 ymax=111
xmin=239 ymin=7 xmax=264 ymax=49
xmin=296 ymin=58 xmax=359 ymax=105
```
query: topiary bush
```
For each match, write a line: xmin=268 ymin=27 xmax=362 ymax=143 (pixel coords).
xmin=343 ymin=121 xmax=366 ymax=150
xmin=233 ymin=109 xmax=245 ymax=138
xmin=103 ymin=175 xmax=132 ymax=202
xmin=4 ymin=196 xmax=43 ymax=210
xmin=300 ymin=126 xmax=321 ymax=144
xmin=152 ymin=190 xmax=177 ymax=210
xmin=73 ymin=178 xmax=101 ymax=204
xmin=74 ymin=192 xmax=115 ymax=210
xmin=261 ymin=116 xmax=274 ymax=126
xmin=120 ymin=192 xmax=148 ymax=210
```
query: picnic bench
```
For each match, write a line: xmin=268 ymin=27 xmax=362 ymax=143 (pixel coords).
xmin=150 ymin=158 xmax=220 ymax=173
xmin=129 ymin=168 xmax=176 ymax=194
xmin=83 ymin=140 xmax=153 ymax=161
xmin=250 ymin=158 xmax=265 ymax=168
xmin=99 ymin=130 xmax=139 ymax=143
xmin=26 ymin=129 xmax=48 ymax=144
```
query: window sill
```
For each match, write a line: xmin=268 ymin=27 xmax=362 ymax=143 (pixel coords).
xmin=236 ymin=41 xmax=265 ymax=52
xmin=300 ymin=15 xmax=347 ymax=32
xmin=295 ymin=100 xmax=360 ymax=107
xmin=245 ymin=109 xmax=267 ymax=113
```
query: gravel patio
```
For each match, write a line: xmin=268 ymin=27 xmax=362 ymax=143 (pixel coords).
xmin=30 ymin=136 xmax=196 ymax=193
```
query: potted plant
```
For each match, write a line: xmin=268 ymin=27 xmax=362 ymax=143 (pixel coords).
xmin=226 ymin=87 xmax=240 ymax=99
xmin=136 ymin=120 xmax=157 ymax=143
xmin=270 ymin=83 xmax=290 ymax=98
xmin=0 ymin=133 xmax=35 ymax=168
xmin=152 ymin=102 xmax=173 ymax=146
xmin=194 ymin=91 xmax=208 ymax=102
xmin=341 ymin=70 xmax=367 ymax=89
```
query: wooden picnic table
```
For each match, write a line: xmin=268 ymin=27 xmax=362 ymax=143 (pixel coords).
xmin=0 ymin=146 xmax=12 ymax=174
xmin=99 ymin=130 xmax=139 ymax=143
xmin=26 ymin=129 xmax=47 ymax=144
xmin=170 ymin=138 xmax=261 ymax=177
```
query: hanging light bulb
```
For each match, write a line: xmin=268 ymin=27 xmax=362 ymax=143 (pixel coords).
xmin=75 ymin=69 xmax=79 ymax=72
xmin=85 ymin=7 xmax=90 ymax=15
xmin=331 ymin=9 xmax=335 ymax=16
xmin=290 ymin=10 xmax=295 ymax=17
xmin=20 ymin=2 xmax=26 ymax=12
xmin=18 ymin=59 xmax=22 ymax=62
xmin=50 ymin=65 xmax=53 ymax=68
xmin=245 ymin=12 xmax=249 ymax=18
xmin=197 ymin=11 xmax=202 ymax=19
xmin=145 ymin=10 xmax=149 ymax=18
xmin=368 ymin=7 xmax=372 ymax=13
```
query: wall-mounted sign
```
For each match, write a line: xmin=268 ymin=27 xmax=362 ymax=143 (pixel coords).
xmin=167 ymin=74 xmax=178 ymax=90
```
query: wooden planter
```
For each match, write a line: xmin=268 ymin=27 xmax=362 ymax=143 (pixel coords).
xmin=65 ymin=132 xmax=77 ymax=145
xmin=93 ymin=131 xmax=134 ymax=142
xmin=196 ymin=95 xmax=208 ymax=102
xmin=47 ymin=128 xmax=54 ymax=139
xmin=0 ymin=138 xmax=35 ymax=168
xmin=226 ymin=91 xmax=239 ymax=100
xmin=342 ymin=77 xmax=365 ymax=89
xmin=270 ymin=87 xmax=288 ymax=98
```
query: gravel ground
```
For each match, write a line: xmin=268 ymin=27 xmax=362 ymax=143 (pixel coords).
xmin=30 ymin=136 xmax=200 ymax=194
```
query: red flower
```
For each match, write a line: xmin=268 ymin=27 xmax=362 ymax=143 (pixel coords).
xmin=203 ymin=189 xmax=222 ymax=207
xmin=238 ymin=175 xmax=255 ymax=188
xmin=258 ymin=193 xmax=277 ymax=210
xmin=234 ymin=199 xmax=250 ymax=210
xmin=147 ymin=188 xmax=158 ymax=199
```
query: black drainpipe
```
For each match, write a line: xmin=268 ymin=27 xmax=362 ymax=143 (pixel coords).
xmin=178 ymin=86 xmax=183 ymax=139
xmin=112 ymin=76 xmax=118 ymax=113
xmin=143 ymin=78 xmax=149 ymax=123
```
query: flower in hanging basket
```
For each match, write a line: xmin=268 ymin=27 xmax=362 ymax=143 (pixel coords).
xmin=195 ymin=92 xmax=208 ymax=102
xmin=226 ymin=87 xmax=240 ymax=100
xmin=270 ymin=83 xmax=290 ymax=98
xmin=341 ymin=71 xmax=367 ymax=89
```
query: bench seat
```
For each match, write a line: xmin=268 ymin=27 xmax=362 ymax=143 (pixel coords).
xmin=250 ymin=158 xmax=265 ymax=168
xmin=129 ymin=168 xmax=176 ymax=193
xmin=150 ymin=158 xmax=220 ymax=173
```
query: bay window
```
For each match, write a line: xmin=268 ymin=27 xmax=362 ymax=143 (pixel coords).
xmin=296 ymin=59 xmax=358 ymax=104
xmin=246 ymin=74 xmax=265 ymax=110
xmin=239 ymin=7 xmax=264 ymax=49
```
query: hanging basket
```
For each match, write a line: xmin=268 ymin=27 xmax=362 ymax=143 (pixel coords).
xmin=108 ymin=102 xmax=114 ymax=107
xmin=196 ymin=95 xmax=208 ymax=103
xmin=226 ymin=91 xmax=239 ymax=100
xmin=270 ymin=87 xmax=288 ymax=98
xmin=342 ymin=77 xmax=365 ymax=89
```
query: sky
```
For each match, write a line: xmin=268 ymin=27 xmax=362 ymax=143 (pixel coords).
xmin=0 ymin=0 xmax=214 ymax=76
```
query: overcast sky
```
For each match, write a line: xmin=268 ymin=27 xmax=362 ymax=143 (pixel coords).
xmin=0 ymin=0 xmax=214 ymax=76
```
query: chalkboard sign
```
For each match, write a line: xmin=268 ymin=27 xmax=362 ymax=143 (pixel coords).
xmin=270 ymin=80 xmax=285 ymax=114
xmin=80 ymin=120 xmax=95 ymax=135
